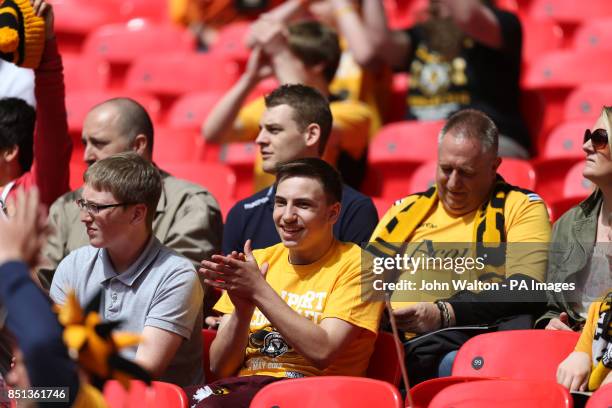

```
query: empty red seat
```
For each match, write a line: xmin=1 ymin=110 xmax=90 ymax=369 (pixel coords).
xmin=126 ymin=53 xmax=241 ymax=97
xmin=533 ymin=157 xmax=582 ymax=204
xmin=153 ymin=127 xmax=203 ymax=165
xmin=219 ymin=142 xmax=257 ymax=200
xmin=564 ymin=84 xmax=612 ymax=122
xmin=83 ymin=20 xmax=195 ymax=64
xmin=208 ymin=22 xmax=251 ymax=65
xmin=587 ymin=383 xmax=612 ymax=408
xmin=62 ymin=54 xmax=110 ymax=92
xmin=520 ymin=16 xmax=564 ymax=63
xmin=528 ymin=0 xmax=612 ymax=25
xmin=453 ymin=330 xmax=580 ymax=380
xmin=368 ymin=120 xmax=444 ymax=198
xmin=167 ymin=92 xmax=224 ymax=131
xmin=410 ymin=376 xmax=495 ymax=408
xmin=564 ymin=161 xmax=593 ymax=198
xmin=572 ymin=18 xmax=612 ymax=51
xmin=103 ymin=380 xmax=188 ymax=408
xmin=251 ymin=377 xmax=403 ymax=408
xmin=117 ymin=0 xmax=170 ymax=22
xmin=429 ymin=379 xmax=572 ymax=408
xmin=540 ymin=120 xmax=591 ymax=159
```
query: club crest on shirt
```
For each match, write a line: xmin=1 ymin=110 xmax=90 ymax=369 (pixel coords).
xmin=250 ymin=327 xmax=290 ymax=358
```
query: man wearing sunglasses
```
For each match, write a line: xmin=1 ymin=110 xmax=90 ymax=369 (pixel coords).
xmin=49 ymin=152 xmax=204 ymax=387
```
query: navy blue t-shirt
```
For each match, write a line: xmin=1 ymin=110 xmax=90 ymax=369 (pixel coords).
xmin=223 ymin=184 xmax=379 ymax=254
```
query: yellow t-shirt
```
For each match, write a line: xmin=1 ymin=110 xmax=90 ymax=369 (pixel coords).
xmin=214 ymin=241 xmax=383 ymax=378
xmin=234 ymin=96 xmax=374 ymax=191
xmin=370 ymin=188 xmax=551 ymax=307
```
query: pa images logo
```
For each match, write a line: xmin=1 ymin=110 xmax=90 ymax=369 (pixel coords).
xmin=250 ymin=328 xmax=290 ymax=358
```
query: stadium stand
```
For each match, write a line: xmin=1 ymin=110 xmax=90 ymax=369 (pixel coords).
xmin=103 ymin=380 xmax=188 ymax=408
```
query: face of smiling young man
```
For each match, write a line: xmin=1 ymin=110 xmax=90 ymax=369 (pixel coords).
xmin=273 ymin=176 xmax=340 ymax=264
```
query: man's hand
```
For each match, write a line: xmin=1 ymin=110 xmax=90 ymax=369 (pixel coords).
xmin=248 ymin=18 xmax=288 ymax=56
xmin=31 ymin=0 xmax=55 ymax=40
xmin=200 ymin=240 xmax=270 ymax=308
xmin=0 ymin=188 xmax=48 ymax=266
xmin=557 ymin=351 xmax=591 ymax=392
xmin=546 ymin=312 xmax=572 ymax=331
xmin=243 ymin=46 xmax=274 ymax=85
xmin=392 ymin=302 xmax=442 ymax=334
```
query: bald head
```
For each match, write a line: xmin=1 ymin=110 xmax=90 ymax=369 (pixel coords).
xmin=82 ymin=98 xmax=154 ymax=166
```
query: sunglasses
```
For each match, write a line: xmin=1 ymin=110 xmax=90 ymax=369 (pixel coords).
xmin=584 ymin=128 xmax=609 ymax=151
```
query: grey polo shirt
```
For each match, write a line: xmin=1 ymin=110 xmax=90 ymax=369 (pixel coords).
xmin=50 ymin=236 xmax=204 ymax=387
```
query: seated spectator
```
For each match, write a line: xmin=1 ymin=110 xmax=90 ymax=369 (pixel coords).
xmin=368 ymin=0 xmax=530 ymax=158
xmin=556 ymin=291 xmax=612 ymax=393
xmin=540 ymin=107 xmax=612 ymax=331
xmin=368 ymin=109 xmax=550 ymax=384
xmin=0 ymin=0 xmax=71 ymax=211
xmin=203 ymin=19 xmax=374 ymax=190
xmin=43 ymin=97 xmax=222 ymax=275
xmin=247 ymin=0 xmax=392 ymax=130
xmin=49 ymin=152 xmax=204 ymax=387
xmin=190 ymin=158 xmax=383 ymax=407
xmin=223 ymin=84 xmax=378 ymax=255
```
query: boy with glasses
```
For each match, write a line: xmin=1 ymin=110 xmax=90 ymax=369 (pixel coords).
xmin=49 ymin=152 xmax=204 ymax=387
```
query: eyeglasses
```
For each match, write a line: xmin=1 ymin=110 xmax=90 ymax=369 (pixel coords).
xmin=584 ymin=128 xmax=609 ymax=151
xmin=76 ymin=198 xmax=132 ymax=215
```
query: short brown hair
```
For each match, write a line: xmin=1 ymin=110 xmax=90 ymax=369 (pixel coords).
xmin=288 ymin=20 xmax=341 ymax=83
xmin=275 ymin=158 xmax=342 ymax=204
xmin=84 ymin=152 xmax=162 ymax=228
xmin=439 ymin=109 xmax=499 ymax=155
xmin=264 ymin=84 xmax=333 ymax=156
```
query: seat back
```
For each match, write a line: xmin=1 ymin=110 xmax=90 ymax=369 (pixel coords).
xmin=103 ymin=380 xmax=188 ymax=408
xmin=167 ymin=91 xmax=225 ymax=131
xmin=366 ymin=332 xmax=403 ymax=386
xmin=563 ymin=161 xmax=593 ymax=199
xmin=564 ymin=84 xmax=612 ymax=122
xmin=528 ymin=0 xmax=612 ymax=24
xmin=452 ymin=330 xmax=580 ymax=380
xmin=429 ymin=379 xmax=572 ymax=408
xmin=548 ymin=195 xmax=585 ymax=222
xmin=541 ymin=120 xmax=592 ymax=159
xmin=250 ymin=376 xmax=403 ymax=408
xmin=410 ymin=376 xmax=494 ymax=408
xmin=586 ymin=383 xmax=612 ymax=408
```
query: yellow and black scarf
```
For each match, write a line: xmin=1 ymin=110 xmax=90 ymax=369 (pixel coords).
xmin=367 ymin=178 xmax=511 ymax=271
xmin=589 ymin=292 xmax=612 ymax=391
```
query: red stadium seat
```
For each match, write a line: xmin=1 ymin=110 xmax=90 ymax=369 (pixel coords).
xmin=586 ymin=383 xmax=612 ymax=408
xmin=125 ymin=53 xmax=241 ymax=98
xmin=153 ymin=127 xmax=203 ymax=165
xmin=372 ymin=197 xmax=398 ymax=219
xmin=521 ymin=16 xmax=563 ymax=63
xmin=62 ymin=54 xmax=110 ymax=92
xmin=368 ymin=120 xmax=444 ymax=198
xmin=539 ymin=120 xmax=590 ymax=159
xmin=83 ymin=20 xmax=195 ymax=65
xmin=548 ymin=195 xmax=584 ymax=222
xmin=452 ymin=330 xmax=580 ymax=380
xmin=410 ymin=376 xmax=495 ymax=408
xmin=563 ymin=161 xmax=593 ymax=199
xmin=201 ymin=329 xmax=219 ymax=383
xmin=118 ymin=0 xmax=170 ymax=22
xmin=219 ymin=142 xmax=257 ymax=200
xmin=251 ymin=377 xmax=403 ymax=408
xmin=429 ymin=379 xmax=572 ymax=408
xmin=64 ymin=90 xmax=161 ymax=137
xmin=409 ymin=159 xmax=536 ymax=194
xmin=69 ymin=155 xmax=87 ymax=191
xmin=167 ymin=92 xmax=224 ymax=131
xmin=528 ymin=0 xmax=612 ymax=25
xmin=209 ymin=22 xmax=251 ymax=65
xmin=533 ymin=157 xmax=582 ymax=204
xmin=366 ymin=332 xmax=403 ymax=386
xmin=572 ymin=18 xmax=612 ymax=51
xmin=564 ymin=84 xmax=612 ymax=122
xmin=161 ymin=162 xmax=236 ymax=216
xmin=103 ymin=380 xmax=188 ymax=408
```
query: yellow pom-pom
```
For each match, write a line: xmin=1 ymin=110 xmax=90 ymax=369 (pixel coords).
xmin=0 ymin=26 xmax=18 ymax=53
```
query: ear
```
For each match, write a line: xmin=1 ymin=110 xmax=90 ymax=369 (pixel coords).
xmin=1 ymin=145 xmax=19 ymax=163
xmin=131 ymin=134 xmax=149 ymax=156
xmin=328 ymin=202 xmax=341 ymax=225
xmin=493 ymin=156 xmax=502 ymax=172
xmin=130 ymin=204 xmax=147 ymax=226
xmin=304 ymin=123 xmax=321 ymax=149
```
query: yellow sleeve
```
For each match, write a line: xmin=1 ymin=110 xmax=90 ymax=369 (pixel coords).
xmin=234 ymin=98 xmax=266 ymax=142
xmin=575 ymin=301 xmax=600 ymax=356
xmin=369 ymin=196 xmax=416 ymax=242
xmin=330 ymin=101 xmax=374 ymax=159
xmin=72 ymin=383 xmax=108 ymax=408
xmin=504 ymin=192 xmax=552 ymax=281
xmin=320 ymin=247 xmax=383 ymax=334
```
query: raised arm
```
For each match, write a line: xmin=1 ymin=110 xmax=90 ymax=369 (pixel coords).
xmin=437 ymin=0 xmax=503 ymax=49
xmin=202 ymin=47 xmax=271 ymax=143
xmin=30 ymin=0 xmax=71 ymax=208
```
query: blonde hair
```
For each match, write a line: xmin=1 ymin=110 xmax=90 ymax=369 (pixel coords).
xmin=600 ymin=106 xmax=612 ymax=156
